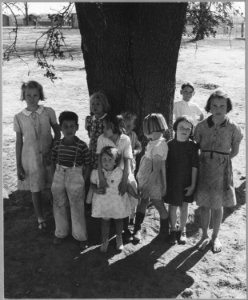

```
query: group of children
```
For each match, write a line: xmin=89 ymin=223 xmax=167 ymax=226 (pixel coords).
xmin=14 ymin=80 xmax=243 ymax=254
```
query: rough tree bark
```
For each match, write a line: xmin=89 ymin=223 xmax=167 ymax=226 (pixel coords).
xmin=75 ymin=3 xmax=187 ymax=133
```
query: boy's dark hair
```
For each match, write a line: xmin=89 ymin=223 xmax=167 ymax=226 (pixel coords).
xmin=104 ymin=113 xmax=122 ymax=135
xmin=100 ymin=146 xmax=121 ymax=168
xmin=21 ymin=80 xmax=45 ymax=101
xmin=205 ymin=89 xmax=232 ymax=113
xmin=173 ymin=116 xmax=194 ymax=140
xmin=181 ymin=82 xmax=194 ymax=91
xmin=59 ymin=111 xmax=79 ymax=126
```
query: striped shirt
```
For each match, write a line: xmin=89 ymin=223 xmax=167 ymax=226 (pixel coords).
xmin=51 ymin=136 xmax=91 ymax=168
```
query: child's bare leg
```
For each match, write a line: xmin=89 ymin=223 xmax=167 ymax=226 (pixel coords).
xmin=115 ymin=219 xmax=124 ymax=250
xmin=152 ymin=199 xmax=168 ymax=220
xmin=169 ymin=205 xmax=178 ymax=231
xmin=211 ymin=207 xmax=223 ymax=253
xmin=32 ymin=192 xmax=45 ymax=225
xmin=100 ymin=218 xmax=110 ymax=252
xmin=179 ymin=202 xmax=188 ymax=232
xmin=197 ymin=206 xmax=211 ymax=250
xmin=152 ymin=199 xmax=169 ymax=241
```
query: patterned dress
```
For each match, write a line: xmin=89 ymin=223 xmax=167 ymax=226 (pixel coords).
xmin=137 ymin=137 xmax=168 ymax=200
xmin=85 ymin=113 xmax=107 ymax=169
xmin=14 ymin=105 xmax=57 ymax=192
xmin=194 ymin=116 xmax=243 ymax=209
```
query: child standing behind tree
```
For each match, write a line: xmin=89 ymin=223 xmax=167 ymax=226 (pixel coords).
xmin=14 ymin=80 xmax=60 ymax=231
xmin=51 ymin=111 xmax=91 ymax=250
xmin=174 ymin=82 xmax=204 ymax=125
xmin=85 ymin=92 xmax=110 ymax=205
xmin=165 ymin=116 xmax=199 ymax=245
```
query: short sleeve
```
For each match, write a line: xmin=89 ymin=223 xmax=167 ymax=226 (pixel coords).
xmin=122 ymin=135 xmax=133 ymax=159
xmin=191 ymin=143 xmax=199 ymax=168
xmin=231 ymin=124 xmax=243 ymax=147
xmin=194 ymin=123 xmax=201 ymax=144
xmin=153 ymin=141 xmax=168 ymax=160
xmin=46 ymin=107 xmax=57 ymax=125
xmin=13 ymin=115 xmax=21 ymax=133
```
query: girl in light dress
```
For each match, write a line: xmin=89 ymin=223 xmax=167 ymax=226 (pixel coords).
xmin=91 ymin=146 xmax=132 ymax=252
xmin=133 ymin=113 xmax=169 ymax=243
xmin=194 ymin=89 xmax=243 ymax=253
xmin=14 ymin=80 xmax=60 ymax=230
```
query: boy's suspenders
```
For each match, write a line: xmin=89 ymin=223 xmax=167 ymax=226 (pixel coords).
xmin=57 ymin=139 xmax=80 ymax=168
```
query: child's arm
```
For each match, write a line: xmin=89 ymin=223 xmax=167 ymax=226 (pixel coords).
xmin=51 ymin=123 xmax=61 ymax=141
xmin=16 ymin=132 xmax=25 ymax=180
xmin=230 ymin=143 xmax=240 ymax=159
xmin=133 ymin=138 xmax=142 ymax=156
xmin=184 ymin=167 xmax=198 ymax=196
xmin=118 ymin=157 xmax=131 ymax=196
xmin=98 ymin=155 xmax=108 ymax=191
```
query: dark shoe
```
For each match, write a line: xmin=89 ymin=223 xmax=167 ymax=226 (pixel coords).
xmin=123 ymin=229 xmax=133 ymax=243
xmin=178 ymin=231 xmax=187 ymax=245
xmin=133 ymin=229 xmax=142 ymax=243
xmin=53 ymin=236 xmax=63 ymax=245
xmin=79 ymin=240 xmax=89 ymax=250
xmin=169 ymin=231 xmax=177 ymax=245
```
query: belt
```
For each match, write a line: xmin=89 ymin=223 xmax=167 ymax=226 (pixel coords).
xmin=202 ymin=150 xmax=229 ymax=159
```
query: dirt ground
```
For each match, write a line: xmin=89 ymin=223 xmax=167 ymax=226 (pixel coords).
xmin=2 ymin=28 xmax=246 ymax=298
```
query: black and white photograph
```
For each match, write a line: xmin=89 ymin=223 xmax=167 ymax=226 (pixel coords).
xmin=2 ymin=1 xmax=246 ymax=298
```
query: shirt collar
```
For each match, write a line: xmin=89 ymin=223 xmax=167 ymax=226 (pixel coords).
xmin=92 ymin=113 xmax=107 ymax=121
xmin=207 ymin=115 xmax=228 ymax=128
xmin=21 ymin=105 xmax=44 ymax=116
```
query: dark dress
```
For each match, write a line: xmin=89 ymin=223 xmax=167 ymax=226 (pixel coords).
xmin=165 ymin=139 xmax=199 ymax=206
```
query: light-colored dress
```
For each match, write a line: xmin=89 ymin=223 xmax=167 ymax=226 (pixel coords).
xmin=96 ymin=133 xmax=138 ymax=209
xmin=194 ymin=116 xmax=243 ymax=209
xmin=14 ymin=105 xmax=57 ymax=192
xmin=91 ymin=168 xmax=131 ymax=219
xmin=137 ymin=137 xmax=168 ymax=200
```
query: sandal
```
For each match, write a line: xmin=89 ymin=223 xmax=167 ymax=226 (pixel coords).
xmin=38 ymin=220 xmax=47 ymax=230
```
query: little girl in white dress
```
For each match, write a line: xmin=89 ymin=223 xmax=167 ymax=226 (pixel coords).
xmin=91 ymin=146 xmax=132 ymax=252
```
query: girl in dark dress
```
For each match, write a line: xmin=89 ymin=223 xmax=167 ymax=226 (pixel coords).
xmin=165 ymin=116 xmax=199 ymax=245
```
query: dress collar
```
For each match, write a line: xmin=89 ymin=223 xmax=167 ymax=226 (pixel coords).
xmin=21 ymin=105 xmax=44 ymax=116
xmin=92 ymin=113 xmax=107 ymax=121
xmin=207 ymin=115 xmax=228 ymax=128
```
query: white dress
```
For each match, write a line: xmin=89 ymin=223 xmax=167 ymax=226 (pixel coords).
xmin=91 ymin=168 xmax=132 ymax=219
xmin=13 ymin=105 xmax=57 ymax=192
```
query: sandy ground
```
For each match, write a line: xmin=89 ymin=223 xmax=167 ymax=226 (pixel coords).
xmin=2 ymin=28 xmax=246 ymax=298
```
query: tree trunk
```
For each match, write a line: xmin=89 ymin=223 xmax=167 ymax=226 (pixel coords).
xmin=75 ymin=3 xmax=187 ymax=133
xmin=24 ymin=3 xmax=29 ymax=26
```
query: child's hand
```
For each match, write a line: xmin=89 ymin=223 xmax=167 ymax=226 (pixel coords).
xmin=118 ymin=180 xmax=127 ymax=196
xmin=99 ymin=178 xmax=108 ymax=189
xmin=184 ymin=186 xmax=194 ymax=196
xmin=17 ymin=166 xmax=25 ymax=181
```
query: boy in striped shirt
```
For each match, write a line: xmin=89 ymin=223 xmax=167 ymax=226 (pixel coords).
xmin=51 ymin=111 xmax=91 ymax=249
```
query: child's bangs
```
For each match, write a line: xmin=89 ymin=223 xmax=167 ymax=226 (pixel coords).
xmin=143 ymin=115 xmax=167 ymax=134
